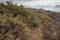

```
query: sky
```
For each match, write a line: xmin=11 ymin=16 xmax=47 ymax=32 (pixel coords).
xmin=0 ymin=0 xmax=60 ymax=8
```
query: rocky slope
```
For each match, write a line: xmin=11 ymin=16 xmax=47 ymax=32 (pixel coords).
xmin=0 ymin=2 xmax=60 ymax=40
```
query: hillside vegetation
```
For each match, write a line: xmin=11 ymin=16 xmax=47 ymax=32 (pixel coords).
xmin=0 ymin=2 xmax=60 ymax=40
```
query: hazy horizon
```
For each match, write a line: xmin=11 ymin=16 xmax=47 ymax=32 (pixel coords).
xmin=0 ymin=0 xmax=60 ymax=12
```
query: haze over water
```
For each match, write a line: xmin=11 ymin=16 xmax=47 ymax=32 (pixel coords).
xmin=0 ymin=0 xmax=60 ymax=12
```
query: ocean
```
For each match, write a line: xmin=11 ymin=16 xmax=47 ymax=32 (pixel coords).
xmin=31 ymin=6 xmax=60 ymax=12
xmin=42 ymin=7 xmax=60 ymax=12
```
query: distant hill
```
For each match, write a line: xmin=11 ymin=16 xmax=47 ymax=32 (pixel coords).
xmin=55 ymin=5 xmax=60 ymax=8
